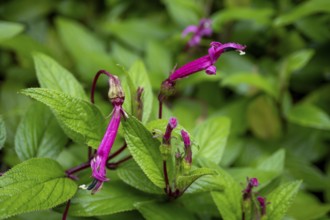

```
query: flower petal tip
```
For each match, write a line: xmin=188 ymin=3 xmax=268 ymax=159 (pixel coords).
xmin=239 ymin=50 xmax=246 ymax=55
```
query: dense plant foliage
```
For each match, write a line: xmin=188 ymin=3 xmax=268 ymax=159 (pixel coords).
xmin=1 ymin=0 xmax=330 ymax=219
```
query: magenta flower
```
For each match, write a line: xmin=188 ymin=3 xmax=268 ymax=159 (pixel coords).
xmin=182 ymin=18 xmax=212 ymax=47
xmin=243 ymin=177 xmax=259 ymax=200
xmin=181 ymin=130 xmax=192 ymax=165
xmin=170 ymin=41 xmax=246 ymax=81
xmin=163 ymin=117 xmax=178 ymax=145
xmin=80 ymin=73 xmax=126 ymax=194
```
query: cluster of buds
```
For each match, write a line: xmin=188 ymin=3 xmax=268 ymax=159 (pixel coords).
xmin=160 ymin=117 xmax=193 ymax=198
xmin=242 ymin=177 xmax=268 ymax=219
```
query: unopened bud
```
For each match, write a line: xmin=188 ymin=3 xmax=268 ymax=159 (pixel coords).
xmin=181 ymin=130 xmax=192 ymax=174
xmin=108 ymin=75 xmax=125 ymax=105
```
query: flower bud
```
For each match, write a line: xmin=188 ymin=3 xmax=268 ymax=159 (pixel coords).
xmin=181 ymin=130 xmax=192 ymax=174
xmin=108 ymin=75 xmax=125 ymax=105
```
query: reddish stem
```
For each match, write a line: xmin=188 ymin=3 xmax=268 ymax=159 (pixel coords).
xmin=163 ymin=160 xmax=171 ymax=195
xmin=158 ymin=99 xmax=163 ymax=119
xmin=90 ymin=70 xmax=112 ymax=104
xmin=62 ymin=199 xmax=71 ymax=220
xmin=107 ymin=142 xmax=127 ymax=162
xmin=107 ymin=155 xmax=132 ymax=169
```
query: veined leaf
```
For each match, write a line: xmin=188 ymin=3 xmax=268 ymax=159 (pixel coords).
xmin=0 ymin=116 xmax=6 ymax=150
xmin=198 ymin=159 xmax=242 ymax=220
xmin=287 ymin=104 xmax=330 ymax=130
xmin=65 ymin=181 xmax=151 ymax=216
xmin=14 ymin=102 xmax=67 ymax=161
xmin=267 ymin=181 xmax=302 ymax=220
xmin=194 ymin=116 xmax=230 ymax=164
xmin=122 ymin=114 xmax=164 ymax=188
xmin=0 ymin=20 xmax=24 ymax=42
xmin=117 ymin=160 xmax=163 ymax=195
xmin=176 ymin=168 xmax=216 ymax=191
xmin=33 ymin=52 xmax=87 ymax=99
xmin=21 ymin=88 xmax=105 ymax=148
xmin=0 ymin=158 xmax=77 ymax=219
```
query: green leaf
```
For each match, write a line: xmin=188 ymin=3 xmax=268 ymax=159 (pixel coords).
xmin=267 ymin=181 xmax=302 ymax=220
xmin=122 ymin=114 xmax=164 ymax=188
xmin=222 ymin=73 xmax=278 ymax=99
xmin=0 ymin=21 xmax=24 ymax=42
xmin=274 ymin=0 xmax=330 ymax=26
xmin=127 ymin=61 xmax=154 ymax=123
xmin=176 ymin=168 xmax=215 ymax=191
xmin=247 ymin=95 xmax=283 ymax=139
xmin=212 ymin=8 xmax=274 ymax=31
xmin=198 ymin=159 xmax=242 ymax=220
xmin=257 ymin=149 xmax=285 ymax=173
xmin=194 ymin=116 xmax=230 ymax=164
xmin=162 ymin=0 xmax=201 ymax=26
xmin=20 ymin=88 xmax=105 ymax=148
xmin=117 ymin=160 xmax=163 ymax=195
xmin=135 ymin=200 xmax=195 ymax=220
xmin=146 ymin=41 xmax=173 ymax=88
xmin=0 ymin=158 xmax=77 ymax=219
xmin=33 ymin=52 xmax=87 ymax=99
xmin=280 ymin=49 xmax=315 ymax=80
xmin=66 ymin=181 xmax=151 ymax=216
xmin=14 ymin=102 xmax=67 ymax=161
xmin=287 ymin=104 xmax=330 ymax=130
xmin=55 ymin=17 xmax=120 ymax=82
xmin=0 ymin=116 xmax=6 ymax=150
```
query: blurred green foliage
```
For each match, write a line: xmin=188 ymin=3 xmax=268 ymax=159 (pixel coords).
xmin=1 ymin=0 xmax=330 ymax=219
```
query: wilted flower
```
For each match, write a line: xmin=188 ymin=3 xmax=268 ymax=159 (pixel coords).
xmin=182 ymin=18 xmax=212 ymax=47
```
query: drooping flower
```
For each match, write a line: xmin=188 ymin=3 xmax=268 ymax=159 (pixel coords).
xmin=80 ymin=73 xmax=126 ymax=194
xmin=182 ymin=18 xmax=212 ymax=47
xmin=242 ymin=177 xmax=259 ymax=200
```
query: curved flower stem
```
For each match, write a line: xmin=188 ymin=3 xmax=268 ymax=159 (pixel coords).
xmin=158 ymin=98 xmax=163 ymax=119
xmin=106 ymin=155 xmax=132 ymax=169
xmin=62 ymin=199 xmax=71 ymax=220
xmin=65 ymin=161 xmax=90 ymax=177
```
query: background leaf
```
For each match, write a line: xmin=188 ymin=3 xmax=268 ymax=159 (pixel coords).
xmin=287 ymin=104 xmax=330 ymax=130
xmin=135 ymin=200 xmax=195 ymax=220
xmin=194 ymin=116 xmax=230 ymax=164
xmin=21 ymin=88 xmax=105 ymax=148
xmin=0 ymin=116 xmax=6 ymax=150
xmin=0 ymin=21 xmax=24 ymax=42
xmin=14 ymin=102 xmax=67 ymax=161
xmin=0 ymin=158 xmax=77 ymax=219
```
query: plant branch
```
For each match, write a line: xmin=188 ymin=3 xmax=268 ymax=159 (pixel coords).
xmin=62 ymin=199 xmax=71 ymax=220
xmin=163 ymin=160 xmax=171 ymax=195
xmin=106 ymin=155 xmax=132 ymax=169
xmin=107 ymin=142 xmax=127 ymax=162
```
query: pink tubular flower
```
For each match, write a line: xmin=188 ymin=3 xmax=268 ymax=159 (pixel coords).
xmin=170 ymin=41 xmax=246 ymax=81
xmin=182 ymin=18 xmax=212 ymax=47
xmin=163 ymin=117 xmax=178 ymax=145
xmin=80 ymin=73 xmax=126 ymax=194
